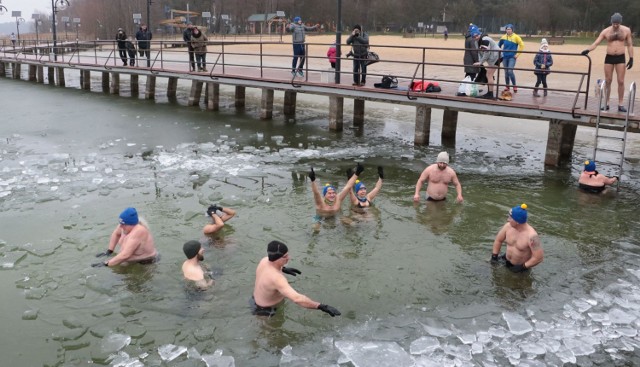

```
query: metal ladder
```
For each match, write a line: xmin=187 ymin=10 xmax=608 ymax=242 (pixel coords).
xmin=592 ymin=81 xmax=636 ymax=191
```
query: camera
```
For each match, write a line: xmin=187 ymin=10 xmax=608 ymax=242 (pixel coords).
xmin=346 ymin=51 xmax=354 ymax=58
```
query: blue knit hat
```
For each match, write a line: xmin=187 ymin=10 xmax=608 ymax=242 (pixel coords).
xmin=584 ymin=160 xmax=596 ymax=172
xmin=294 ymin=16 xmax=301 ymax=23
xmin=509 ymin=204 xmax=528 ymax=224
xmin=505 ymin=23 xmax=514 ymax=31
xmin=354 ymin=180 xmax=366 ymax=193
xmin=470 ymin=26 xmax=481 ymax=37
xmin=322 ymin=183 xmax=336 ymax=196
xmin=119 ymin=207 xmax=139 ymax=225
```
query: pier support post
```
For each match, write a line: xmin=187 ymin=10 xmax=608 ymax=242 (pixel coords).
xmin=545 ymin=119 xmax=577 ymax=166
xmin=101 ymin=72 xmax=110 ymax=93
xmin=145 ymin=75 xmax=156 ymax=100
xmin=188 ymin=80 xmax=204 ymax=106
xmin=56 ymin=67 xmax=65 ymax=87
xmin=235 ymin=86 xmax=246 ymax=109
xmin=329 ymin=96 xmax=344 ymax=131
xmin=130 ymin=74 xmax=139 ymax=97
xmin=260 ymin=88 xmax=274 ymax=119
xmin=12 ymin=63 xmax=21 ymax=79
xmin=28 ymin=65 xmax=36 ymax=81
xmin=36 ymin=65 xmax=44 ymax=83
xmin=167 ymin=77 xmax=178 ymax=100
xmin=0 ymin=62 xmax=5 ymax=77
xmin=206 ymin=82 xmax=220 ymax=111
xmin=48 ymin=67 xmax=55 ymax=85
xmin=353 ymin=99 xmax=365 ymax=127
xmin=414 ymin=105 xmax=432 ymax=145
xmin=110 ymin=73 xmax=120 ymax=95
xmin=442 ymin=109 xmax=458 ymax=146
xmin=284 ymin=91 xmax=297 ymax=117
xmin=80 ymin=70 xmax=91 ymax=90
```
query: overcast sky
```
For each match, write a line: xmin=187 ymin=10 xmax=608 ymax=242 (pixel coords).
xmin=0 ymin=0 xmax=50 ymax=22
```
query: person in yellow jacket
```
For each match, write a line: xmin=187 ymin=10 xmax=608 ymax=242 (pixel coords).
xmin=498 ymin=24 xmax=524 ymax=92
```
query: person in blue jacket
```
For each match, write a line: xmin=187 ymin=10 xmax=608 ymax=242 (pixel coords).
xmin=498 ymin=24 xmax=524 ymax=93
xmin=533 ymin=38 xmax=553 ymax=97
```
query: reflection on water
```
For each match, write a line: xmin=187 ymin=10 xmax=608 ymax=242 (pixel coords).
xmin=1 ymin=75 xmax=640 ymax=366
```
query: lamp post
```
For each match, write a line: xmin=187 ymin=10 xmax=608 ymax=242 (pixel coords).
xmin=73 ymin=18 xmax=81 ymax=40
xmin=16 ymin=17 xmax=25 ymax=43
xmin=51 ymin=0 xmax=71 ymax=61
xmin=335 ymin=0 xmax=342 ymax=83
xmin=33 ymin=14 xmax=41 ymax=46
xmin=62 ymin=17 xmax=70 ymax=40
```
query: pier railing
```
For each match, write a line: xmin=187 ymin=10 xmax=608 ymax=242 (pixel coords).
xmin=1 ymin=38 xmax=593 ymax=109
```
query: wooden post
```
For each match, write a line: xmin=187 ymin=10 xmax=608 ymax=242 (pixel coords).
xmin=56 ymin=67 xmax=65 ymax=87
xmin=36 ymin=65 xmax=44 ymax=84
xmin=81 ymin=70 xmax=91 ymax=90
xmin=235 ymin=86 xmax=246 ymax=109
xmin=260 ymin=88 xmax=274 ymax=119
xmin=110 ymin=72 xmax=120 ymax=94
xmin=414 ymin=105 xmax=432 ymax=145
xmin=329 ymin=96 xmax=344 ymax=131
xmin=283 ymin=90 xmax=297 ymax=117
xmin=545 ymin=119 xmax=577 ymax=166
xmin=0 ymin=62 xmax=5 ymax=77
xmin=48 ymin=67 xmax=55 ymax=85
xmin=188 ymin=80 xmax=204 ymax=106
xmin=441 ymin=109 xmax=458 ymax=146
xmin=206 ymin=82 xmax=220 ymax=111
xmin=167 ymin=77 xmax=178 ymax=100
xmin=145 ymin=75 xmax=156 ymax=100
xmin=12 ymin=63 xmax=21 ymax=79
xmin=101 ymin=72 xmax=110 ymax=93
xmin=28 ymin=65 xmax=37 ymax=81
xmin=353 ymin=99 xmax=365 ymax=127
xmin=131 ymin=74 xmax=139 ymax=97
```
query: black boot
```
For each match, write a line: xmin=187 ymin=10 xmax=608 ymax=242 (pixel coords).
xmin=478 ymin=91 xmax=494 ymax=99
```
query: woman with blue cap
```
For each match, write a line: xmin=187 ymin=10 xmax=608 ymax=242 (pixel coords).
xmin=490 ymin=203 xmax=544 ymax=273
xmin=308 ymin=163 xmax=363 ymax=216
xmin=348 ymin=166 xmax=384 ymax=208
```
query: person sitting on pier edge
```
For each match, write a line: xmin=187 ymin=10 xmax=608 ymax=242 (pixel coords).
xmin=251 ymin=240 xmax=341 ymax=317
xmin=578 ymin=160 xmax=618 ymax=194
xmin=289 ymin=16 xmax=319 ymax=77
xmin=95 ymin=207 xmax=158 ymax=267
xmin=309 ymin=163 xmax=362 ymax=216
xmin=116 ymin=28 xmax=128 ymax=66
xmin=491 ymin=204 xmax=544 ymax=273
xmin=203 ymin=204 xmax=236 ymax=235
xmin=125 ymin=37 xmax=137 ymax=67
xmin=183 ymin=23 xmax=196 ymax=72
xmin=472 ymin=30 xmax=501 ymax=99
xmin=347 ymin=166 xmax=383 ymax=208
xmin=182 ymin=240 xmax=214 ymax=290
xmin=135 ymin=23 xmax=153 ymax=67
xmin=346 ymin=24 xmax=370 ymax=86
xmin=190 ymin=26 xmax=208 ymax=72
xmin=413 ymin=152 xmax=463 ymax=203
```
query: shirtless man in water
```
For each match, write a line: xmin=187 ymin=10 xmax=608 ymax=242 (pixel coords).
xmin=491 ymin=204 xmax=544 ymax=273
xmin=413 ymin=152 xmax=463 ymax=203
xmin=582 ymin=12 xmax=634 ymax=113
xmin=182 ymin=240 xmax=214 ymax=290
xmin=250 ymin=240 xmax=341 ymax=317
xmin=309 ymin=163 xmax=362 ymax=215
xmin=578 ymin=159 xmax=618 ymax=194
xmin=96 ymin=207 xmax=158 ymax=267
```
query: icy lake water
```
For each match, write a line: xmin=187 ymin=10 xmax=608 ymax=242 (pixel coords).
xmin=1 ymin=71 xmax=640 ymax=366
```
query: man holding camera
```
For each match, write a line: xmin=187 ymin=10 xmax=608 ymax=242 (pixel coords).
xmin=346 ymin=24 xmax=370 ymax=86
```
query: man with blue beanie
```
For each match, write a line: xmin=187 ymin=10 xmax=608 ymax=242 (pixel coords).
xmin=308 ymin=163 xmax=363 ymax=216
xmin=289 ymin=16 xmax=319 ymax=77
xmin=95 ymin=207 xmax=158 ymax=267
xmin=490 ymin=203 xmax=544 ymax=273
xmin=578 ymin=159 xmax=618 ymax=193
xmin=498 ymin=24 xmax=525 ymax=93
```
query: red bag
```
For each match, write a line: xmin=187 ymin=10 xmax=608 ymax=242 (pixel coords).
xmin=410 ymin=81 xmax=441 ymax=92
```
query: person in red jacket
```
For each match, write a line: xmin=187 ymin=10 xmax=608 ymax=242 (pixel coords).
xmin=327 ymin=43 xmax=337 ymax=69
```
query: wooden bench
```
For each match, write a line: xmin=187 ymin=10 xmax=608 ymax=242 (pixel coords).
xmin=548 ymin=37 xmax=565 ymax=45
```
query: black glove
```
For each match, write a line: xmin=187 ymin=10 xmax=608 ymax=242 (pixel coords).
xmin=91 ymin=260 xmax=108 ymax=268
xmin=491 ymin=253 xmax=499 ymax=262
xmin=581 ymin=49 xmax=589 ymax=56
xmin=377 ymin=166 xmax=384 ymax=179
xmin=282 ymin=267 xmax=302 ymax=276
xmin=318 ymin=304 xmax=341 ymax=317
xmin=207 ymin=205 xmax=219 ymax=217
xmin=95 ymin=249 xmax=113 ymax=258
xmin=346 ymin=168 xmax=354 ymax=179
xmin=309 ymin=167 xmax=316 ymax=182
xmin=627 ymin=57 xmax=633 ymax=70
xmin=355 ymin=162 xmax=364 ymax=176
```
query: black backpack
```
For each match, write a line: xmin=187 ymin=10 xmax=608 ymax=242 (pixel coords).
xmin=374 ymin=75 xmax=398 ymax=89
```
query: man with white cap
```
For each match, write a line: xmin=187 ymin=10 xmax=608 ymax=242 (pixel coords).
xmin=490 ymin=204 xmax=543 ymax=273
xmin=582 ymin=12 xmax=634 ymax=113
xmin=413 ymin=151 xmax=463 ymax=203
xmin=95 ymin=207 xmax=158 ymax=266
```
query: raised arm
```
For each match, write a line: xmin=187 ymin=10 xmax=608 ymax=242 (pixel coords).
xmin=218 ymin=207 xmax=236 ymax=222
xmin=367 ymin=166 xmax=384 ymax=201
xmin=203 ymin=211 xmax=225 ymax=235
xmin=524 ymin=234 xmax=544 ymax=269
xmin=339 ymin=163 xmax=363 ymax=201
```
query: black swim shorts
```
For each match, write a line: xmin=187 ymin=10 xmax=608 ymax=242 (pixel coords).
xmin=578 ymin=183 xmax=606 ymax=194
xmin=605 ymin=54 xmax=625 ymax=65
xmin=505 ymin=258 xmax=529 ymax=273
xmin=426 ymin=196 xmax=446 ymax=202
xmin=249 ymin=296 xmax=277 ymax=317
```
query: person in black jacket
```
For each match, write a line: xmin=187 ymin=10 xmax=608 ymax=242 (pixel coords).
xmin=182 ymin=23 xmax=196 ymax=71
xmin=346 ymin=24 xmax=370 ymax=86
xmin=125 ymin=37 xmax=137 ymax=66
xmin=135 ymin=24 xmax=152 ymax=67
xmin=463 ymin=24 xmax=480 ymax=80
xmin=116 ymin=28 xmax=128 ymax=66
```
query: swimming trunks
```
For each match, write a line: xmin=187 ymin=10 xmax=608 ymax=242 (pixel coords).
xmin=249 ymin=296 xmax=277 ymax=317
xmin=426 ymin=196 xmax=446 ymax=202
xmin=578 ymin=183 xmax=606 ymax=194
xmin=605 ymin=54 xmax=625 ymax=65
xmin=505 ymin=258 xmax=529 ymax=273
xmin=137 ymin=253 xmax=160 ymax=264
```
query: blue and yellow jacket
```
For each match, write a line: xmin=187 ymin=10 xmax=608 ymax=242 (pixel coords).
xmin=498 ymin=33 xmax=524 ymax=59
